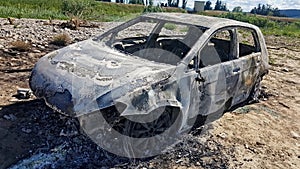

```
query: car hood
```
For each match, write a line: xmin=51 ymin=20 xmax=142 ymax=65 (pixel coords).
xmin=30 ymin=39 xmax=176 ymax=115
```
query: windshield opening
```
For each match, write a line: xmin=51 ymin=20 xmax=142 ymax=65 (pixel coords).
xmin=97 ymin=18 xmax=206 ymax=65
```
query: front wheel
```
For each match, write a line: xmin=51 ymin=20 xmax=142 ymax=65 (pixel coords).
xmin=78 ymin=105 xmax=183 ymax=158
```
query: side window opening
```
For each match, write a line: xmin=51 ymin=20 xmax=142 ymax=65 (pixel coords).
xmin=103 ymin=20 xmax=205 ymax=66
xmin=157 ymin=24 xmax=203 ymax=59
xmin=237 ymin=28 xmax=261 ymax=57
xmin=199 ymin=29 xmax=234 ymax=68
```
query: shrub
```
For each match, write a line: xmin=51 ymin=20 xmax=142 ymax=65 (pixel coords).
xmin=143 ymin=6 xmax=163 ymax=13
xmin=51 ymin=33 xmax=71 ymax=46
xmin=61 ymin=0 xmax=95 ymax=18
xmin=10 ymin=41 xmax=31 ymax=52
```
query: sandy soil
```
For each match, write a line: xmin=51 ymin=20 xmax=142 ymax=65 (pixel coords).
xmin=0 ymin=19 xmax=299 ymax=169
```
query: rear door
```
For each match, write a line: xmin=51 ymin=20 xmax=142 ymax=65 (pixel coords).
xmin=231 ymin=27 xmax=262 ymax=105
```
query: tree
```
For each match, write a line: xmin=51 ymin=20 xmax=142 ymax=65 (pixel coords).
xmin=204 ymin=1 xmax=212 ymax=10
xmin=182 ymin=0 xmax=187 ymax=9
xmin=129 ymin=0 xmax=143 ymax=5
xmin=250 ymin=3 xmax=284 ymax=17
xmin=232 ymin=6 xmax=243 ymax=13
xmin=167 ymin=0 xmax=179 ymax=7
xmin=250 ymin=7 xmax=257 ymax=14
xmin=220 ymin=3 xmax=228 ymax=11
xmin=214 ymin=0 xmax=222 ymax=10
xmin=214 ymin=0 xmax=227 ymax=11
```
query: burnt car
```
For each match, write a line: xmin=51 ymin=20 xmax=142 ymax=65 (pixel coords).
xmin=30 ymin=13 xmax=269 ymax=157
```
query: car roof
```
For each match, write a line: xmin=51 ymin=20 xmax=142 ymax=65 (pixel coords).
xmin=142 ymin=13 xmax=254 ymax=29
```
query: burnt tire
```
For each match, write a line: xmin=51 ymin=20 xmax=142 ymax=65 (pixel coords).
xmin=102 ymin=106 xmax=182 ymax=138
xmin=78 ymin=106 xmax=183 ymax=158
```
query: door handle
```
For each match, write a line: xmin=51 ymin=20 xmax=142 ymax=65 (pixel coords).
xmin=233 ymin=67 xmax=240 ymax=73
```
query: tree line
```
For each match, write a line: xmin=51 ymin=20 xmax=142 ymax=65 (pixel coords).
xmin=250 ymin=4 xmax=282 ymax=17
xmin=98 ymin=0 xmax=285 ymax=17
xmin=202 ymin=1 xmax=284 ymax=17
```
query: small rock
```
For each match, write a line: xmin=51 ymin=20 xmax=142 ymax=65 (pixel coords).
xmin=59 ymin=129 xmax=78 ymax=137
xmin=243 ymin=158 xmax=253 ymax=162
xmin=22 ymin=128 xmax=32 ymax=134
xmin=217 ymin=132 xmax=227 ymax=139
xmin=53 ymin=27 xmax=58 ymax=32
xmin=15 ymin=88 xmax=31 ymax=99
xmin=37 ymin=45 xmax=45 ymax=49
xmin=32 ymin=49 xmax=41 ymax=53
xmin=291 ymin=131 xmax=300 ymax=139
xmin=28 ymin=52 xmax=40 ymax=58
xmin=13 ymin=35 xmax=19 ymax=40
xmin=281 ymin=68 xmax=289 ymax=72
xmin=261 ymin=85 xmax=267 ymax=89
xmin=175 ymin=159 xmax=182 ymax=164
xmin=3 ymin=114 xmax=17 ymax=121
xmin=3 ymin=48 xmax=9 ymax=53
xmin=256 ymin=141 xmax=265 ymax=146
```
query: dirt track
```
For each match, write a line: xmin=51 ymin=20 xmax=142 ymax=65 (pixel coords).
xmin=0 ymin=19 xmax=299 ymax=169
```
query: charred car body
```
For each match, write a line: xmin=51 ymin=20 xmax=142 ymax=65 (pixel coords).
xmin=30 ymin=13 xmax=269 ymax=157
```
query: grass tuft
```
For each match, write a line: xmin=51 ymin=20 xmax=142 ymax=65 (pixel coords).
xmin=51 ymin=33 xmax=71 ymax=46
xmin=10 ymin=41 xmax=31 ymax=52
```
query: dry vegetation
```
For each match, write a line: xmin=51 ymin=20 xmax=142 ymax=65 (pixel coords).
xmin=51 ymin=33 xmax=71 ymax=46
xmin=10 ymin=41 xmax=31 ymax=52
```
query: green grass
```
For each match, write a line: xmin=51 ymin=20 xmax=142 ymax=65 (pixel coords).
xmin=0 ymin=0 xmax=67 ymax=19
xmin=0 ymin=0 xmax=184 ymax=22
xmin=0 ymin=0 xmax=145 ymax=21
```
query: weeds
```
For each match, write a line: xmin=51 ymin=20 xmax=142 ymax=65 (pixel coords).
xmin=51 ymin=33 xmax=71 ymax=46
xmin=10 ymin=41 xmax=31 ymax=52
xmin=143 ymin=6 xmax=163 ymax=13
xmin=61 ymin=0 xmax=95 ymax=19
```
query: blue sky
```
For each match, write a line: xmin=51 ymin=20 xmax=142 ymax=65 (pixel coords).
xmin=153 ymin=0 xmax=300 ymax=12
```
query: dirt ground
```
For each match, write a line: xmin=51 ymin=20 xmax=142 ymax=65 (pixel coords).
xmin=0 ymin=20 xmax=299 ymax=169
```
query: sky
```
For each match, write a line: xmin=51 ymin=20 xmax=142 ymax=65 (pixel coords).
xmin=153 ymin=0 xmax=300 ymax=12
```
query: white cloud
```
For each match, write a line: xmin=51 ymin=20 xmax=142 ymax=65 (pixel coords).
xmin=182 ymin=0 xmax=300 ymax=12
